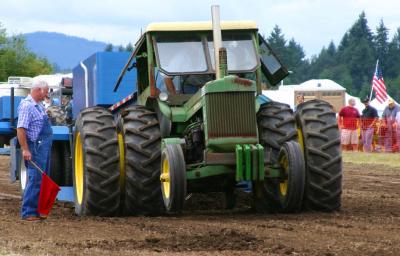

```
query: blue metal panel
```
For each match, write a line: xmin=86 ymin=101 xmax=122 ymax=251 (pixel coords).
xmin=0 ymin=122 xmax=14 ymax=134
xmin=57 ymin=186 xmax=74 ymax=202
xmin=95 ymin=52 xmax=136 ymax=105
xmin=0 ymin=96 xmax=25 ymax=120
xmin=52 ymin=126 xmax=70 ymax=141
xmin=72 ymin=52 xmax=137 ymax=118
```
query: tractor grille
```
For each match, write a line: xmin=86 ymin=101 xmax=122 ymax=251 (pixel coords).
xmin=205 ymin=92 xmax=257 ymax=138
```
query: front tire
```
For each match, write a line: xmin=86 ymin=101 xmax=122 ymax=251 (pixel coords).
xmin=73 ymin=107 xmax=120 ymax=216
xmin=253 ymin=102 xmax=298 ymax=212
xmin=296 ymin=100 xmax=342 ymax=212
xmin=276 ymin=141 xmax=305 ymax=212
xmin=161 ymin=144 xmax=187 ymax=213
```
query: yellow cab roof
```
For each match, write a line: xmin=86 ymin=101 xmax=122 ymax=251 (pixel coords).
xmin=146 ymin=21 xmax=258 ymax=32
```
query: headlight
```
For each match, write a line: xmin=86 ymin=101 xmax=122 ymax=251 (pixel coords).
xmin=159 ymin=92 xmax=168 ymax=102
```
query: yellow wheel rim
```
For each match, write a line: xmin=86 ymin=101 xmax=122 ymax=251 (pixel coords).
xmin=118 ymin=133 xmax=125 ymax=191
xmin=74 ymin=132 xmax=84 ymax=205
xmin=279 ymin=153 xmax=289 ymax=196
xmin=160 ymin=157 xmax=170 ymax=199
xmin=297 ymin=128 xmax=305 ymax=152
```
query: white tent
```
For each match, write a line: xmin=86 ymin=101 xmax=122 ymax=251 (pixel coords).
xmin=262 ymin=79 xmax=346 ymax=110
xmin=33 ymin=73 xmax=72 ymax=89
xmin=369 ymin=97 xmax=398 ymax=117
xmin=262 ymin=85 xmax=296 ymax=109
xmin=296 ymin=79 xmax=346 ymax=91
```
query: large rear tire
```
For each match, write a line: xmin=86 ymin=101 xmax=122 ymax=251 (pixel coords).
xmin=296 ymin=99 xmax=342 ymax=212
xmin=119 ymin=105 xmax=164 ymax=215
xmin=253 ymin=102 xmax=298 ymax=212
xmin=73 ymin=107 xmax=120 ymax=216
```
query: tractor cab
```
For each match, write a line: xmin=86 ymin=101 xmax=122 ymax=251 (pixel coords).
xmin=126 ymin=21 xmax=288 ymax=106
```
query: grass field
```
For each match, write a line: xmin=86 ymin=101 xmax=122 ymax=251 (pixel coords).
xmin=342 ymin=151 xmax=400 ymax=168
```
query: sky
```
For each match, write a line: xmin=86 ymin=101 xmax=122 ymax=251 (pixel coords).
xmin=1 ymin=0 xmax=400 ymax=58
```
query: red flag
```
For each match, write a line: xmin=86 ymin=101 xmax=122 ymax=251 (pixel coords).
xmin=372 ymin=60 xmax=388 ymax=103
xmin=38 ymin=173 xmax=60 ymax=216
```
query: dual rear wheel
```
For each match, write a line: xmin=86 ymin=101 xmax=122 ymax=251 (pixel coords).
xmin=73 ymin=106 xmax=170 ymax=216
xmin=254 ymin=100 xmax=342 ymax=213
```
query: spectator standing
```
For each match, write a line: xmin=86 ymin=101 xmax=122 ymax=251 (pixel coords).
xmin=360 ymin=97 xmax=378 ymax=152
xmin=338 ymin=98 xmax=360 ymax=151
xmin=17 ymin=81 xmax=52 ymax=221
xmin=395 ymin=110 xmax=400 ymax=152
xmin=381 ymin=99 xmax=399 ymax=152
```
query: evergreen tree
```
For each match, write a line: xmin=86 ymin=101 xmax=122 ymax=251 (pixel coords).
xmin=267 ymin=25 xmax=287 ymax=62
xmin=266 ymin=26 xmax=308 ymax=84
xmin=310 ymin=41 xmax=337 ymax=79
xmin=104 ymin=43 xmax=113 ymax=52
xmin=286 ymin=38 xmax=308 ymax=83
xmin=126 ymin=42 xmax=134 ymax=52
xmin=386 ymin=27 xmax=400 ymax=78
xmin=385 ymin=28 xmax=400 ymax=100
xmin=118 ymin=45 xmax=125 ymax=52
xmin=374 ymin=19 xmax=389 ymax=70
xmin=336 ymin=12 xmax=375 ymax=96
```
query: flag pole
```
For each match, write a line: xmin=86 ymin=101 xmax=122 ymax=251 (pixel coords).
xmin=29 ymin=160 xmax=45 ymax=175
xmin=369 ymin=59 xmax=379 ymax=101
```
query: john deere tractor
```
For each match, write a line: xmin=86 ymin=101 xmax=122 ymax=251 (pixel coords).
xmin=72 ymin=7 xmax=342 ymax=216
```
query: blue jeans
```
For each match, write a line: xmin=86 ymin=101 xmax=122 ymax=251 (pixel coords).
xmin=361 ymin=128 xmax=374 ymax=152
xmin=21 ymin=138 xmax=52 ymax=218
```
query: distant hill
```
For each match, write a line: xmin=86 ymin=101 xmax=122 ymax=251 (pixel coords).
xmin=23 ymin=32 xmax=108 ymax=70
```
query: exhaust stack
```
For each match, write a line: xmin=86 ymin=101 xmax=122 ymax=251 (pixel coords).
xmin=211 ymin=5 xmax=223 ymax=79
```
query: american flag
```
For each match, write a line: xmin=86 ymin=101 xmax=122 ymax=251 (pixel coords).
xmin=372 ymin=60 xmax=388 ymax=103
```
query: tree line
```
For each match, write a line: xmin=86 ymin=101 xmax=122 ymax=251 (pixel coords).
xmin=0 ymin=23 xmax=53 ymax=82
xmin=2 ymin=12 xmax=400 ymax=101
xmin=267 ymin=12 xmax=400 ymax=100
xmin=104 ymin=43 xmax=134 ymax=52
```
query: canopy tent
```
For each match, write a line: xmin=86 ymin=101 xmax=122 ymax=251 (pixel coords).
xmin=262 ymin=79 xmax=346 ymax=110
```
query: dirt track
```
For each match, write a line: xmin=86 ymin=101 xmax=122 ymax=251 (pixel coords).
xmin=0 ymin=155 xmax=399 ymax=256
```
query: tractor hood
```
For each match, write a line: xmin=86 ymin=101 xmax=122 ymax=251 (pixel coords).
xmin=158 ymin=75 xmax=257 ymax=123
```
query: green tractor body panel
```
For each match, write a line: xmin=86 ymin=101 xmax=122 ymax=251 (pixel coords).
xmin=118 ymin=21 xmax=290 ymax=189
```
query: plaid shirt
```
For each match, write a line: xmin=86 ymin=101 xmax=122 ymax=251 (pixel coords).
xmin=17 ymin=95 xmax=46 ymax=142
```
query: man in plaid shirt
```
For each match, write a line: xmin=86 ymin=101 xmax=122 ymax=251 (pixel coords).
xmin=17 ymin=81 xmax=53 ymax=221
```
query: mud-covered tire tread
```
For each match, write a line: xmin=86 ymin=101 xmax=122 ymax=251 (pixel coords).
xmin=254 ymin=101 xmax=298 ymax=212
xmin=296 ymin=99 xmax=342 ymax=212
xmin=74 ymin=107 xmax=120 ymax=216
xmin=257 ymin=102 xmax=298 ymax=164
xmin=120 ymin=105 xmax=164 ymax=215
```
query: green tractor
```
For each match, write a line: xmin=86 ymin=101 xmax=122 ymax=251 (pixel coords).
xmin=72 ymin=8 xmax=342 ymax=216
